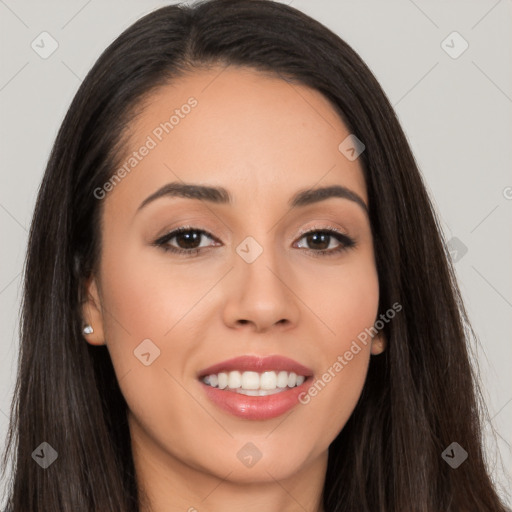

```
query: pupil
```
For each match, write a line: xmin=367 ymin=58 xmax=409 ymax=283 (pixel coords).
xmin=177 ymin=231 xmax=200 ymax=249
xmin=307 ymin=233 xmax=329 ymax=250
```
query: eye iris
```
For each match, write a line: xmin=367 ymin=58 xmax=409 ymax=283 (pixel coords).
xmin=176 ymin=231 xmax=201 ymax=249
xmin=307 ymin=232 xmax=329 ymax=250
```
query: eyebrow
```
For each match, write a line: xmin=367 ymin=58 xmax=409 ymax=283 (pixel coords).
xmin=137 ymin=181 xmax=368 ymax=214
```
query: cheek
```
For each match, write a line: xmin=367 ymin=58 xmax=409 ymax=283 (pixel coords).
xmin=96 ymin=241 xmax=216 ymax=401
xmin=307 ymin=248 xmax=380 ymax=344
xmin=96 ymin=246 xmax=202 ymax=448
xmin=298 ymin=253 xmax=379 ymax=438
xmin=98 ymin=241 xmax=200 ymax=341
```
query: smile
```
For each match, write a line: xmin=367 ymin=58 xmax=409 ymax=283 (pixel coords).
xmin=202 ymin=370 xmax=306 ymax=396
xmin=197 ymin=355 xmax=314 ymax=420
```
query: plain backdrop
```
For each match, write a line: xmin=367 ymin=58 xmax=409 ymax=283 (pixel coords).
xmin=1 ymin=0 xmax=511 ymax=506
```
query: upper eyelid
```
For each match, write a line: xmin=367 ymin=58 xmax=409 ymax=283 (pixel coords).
xmin=295 ymin=224 xmax=347 ymax=236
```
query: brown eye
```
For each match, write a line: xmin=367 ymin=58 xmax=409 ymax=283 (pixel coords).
xmin=295 ymin=228 xmax=356 ymax=257
xmin=173 ymin=230 xmax=203 ymax=249
xmin=154 ymin=227 xmax=219 ymax=256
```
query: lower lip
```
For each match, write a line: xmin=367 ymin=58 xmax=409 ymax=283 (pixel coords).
xmin=199 ymin=378 xmax=312 ymax=420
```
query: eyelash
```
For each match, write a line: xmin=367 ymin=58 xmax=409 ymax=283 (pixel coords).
xmin=153 ymin=225 xmax=356 ymax=258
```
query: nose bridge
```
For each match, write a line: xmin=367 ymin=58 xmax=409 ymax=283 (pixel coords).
xmin=235 ymin=231 xmax=287 ymax=297
xmin=222 ymin=229 xmax=300 ymax=331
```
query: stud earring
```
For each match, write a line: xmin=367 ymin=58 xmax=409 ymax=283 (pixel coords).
xmin=83 ymin=324 xmax=94 ymax=335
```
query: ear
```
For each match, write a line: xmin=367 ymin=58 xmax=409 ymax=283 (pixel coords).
xmin=370 ymin=331 xmax=386 ymax=355
xmin=81 ymin=276 xmax=106 ymax=346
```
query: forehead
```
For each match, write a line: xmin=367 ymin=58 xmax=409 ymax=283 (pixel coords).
xmin=105 ymin=66 xmax=367 ymax=214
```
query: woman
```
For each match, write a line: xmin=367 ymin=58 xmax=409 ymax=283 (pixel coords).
xmin=2 ymin=0 xmax=509 ymax=510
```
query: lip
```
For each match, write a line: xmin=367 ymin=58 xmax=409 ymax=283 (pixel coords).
xmin=199 ymin=376 xmax=312 ymax=420
xmin=197 ymin=355 xmax=314 ymax=379
xmin=197 ymin=355 xmax=314 ymax=420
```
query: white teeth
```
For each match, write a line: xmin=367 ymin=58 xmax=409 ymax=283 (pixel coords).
xmin=260 ymin=371 xmax=277 ymax=390
xmin=217 ymin=372 xmax=228 ymax=389
xmin=276 ymin=371 xmax=289 ymax=388
xmin=228 ymin=371 xmax=242 ymax=389
xmin=235 ymin=387 xmax=287 ymax=396
xmin=202 ymin=370 xmax=307 ymax=391
xmin=241 ymin=371 xmax=260 ymax=390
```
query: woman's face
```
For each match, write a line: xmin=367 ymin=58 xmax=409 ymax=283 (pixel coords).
xmin=84 ymin=66 xmax=384 ymax=491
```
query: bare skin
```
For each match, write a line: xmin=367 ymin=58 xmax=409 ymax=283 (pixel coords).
xmin=82 ymin=65 xmax=385 ymax=512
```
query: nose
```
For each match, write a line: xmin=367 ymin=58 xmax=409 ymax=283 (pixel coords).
xmin=221 ymin=239 xmax=301 ymax=333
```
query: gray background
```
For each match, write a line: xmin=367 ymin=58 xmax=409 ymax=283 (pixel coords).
xmin=1 ymin=0 xmax=511 ymax=505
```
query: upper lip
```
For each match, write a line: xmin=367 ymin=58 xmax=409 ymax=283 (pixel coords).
xmin=197 ymin=355 xmax=314 ymax=379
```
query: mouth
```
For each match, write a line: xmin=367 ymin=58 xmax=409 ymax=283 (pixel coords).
xmin=197 ymin=355 xmax=314 ymax=420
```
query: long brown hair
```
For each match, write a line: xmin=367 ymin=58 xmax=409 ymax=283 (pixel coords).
xmin=2 ymin=0 xmax=509 ymax=510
